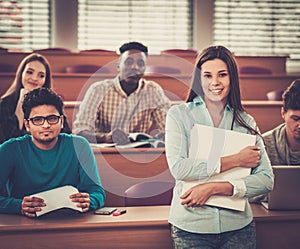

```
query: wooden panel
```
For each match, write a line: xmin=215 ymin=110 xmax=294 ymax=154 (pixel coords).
xmin=93 ymin=148 xmax=173 ymax=207
xmin=2 ymin=72 xmax=299 ymax=101
xmin=0 ymin=73 xmax=192 ymax=101
xmin=243 ymin=101 xmax=283 ymax=133
xmin=0 ymin=51 xmax=195 ymax=74
xmin=240 ymin=74 xmax=300 ymax=100
xmin=0 ymin=225 xmax=173 ymax=249
xmin=235 ymin=55 xmax=288 ymax=74
xmin=0 ymin=52 xmax=297 ymax=101
xmin=0 ymin=52 xmax=288 ymax=77
xmin=0 ymin=73 xmax=14 ymax=96
xmin=0 ymin=51 xmax=119 ymax=73
xmin=0 ymin=52 xmax=287 ymax=73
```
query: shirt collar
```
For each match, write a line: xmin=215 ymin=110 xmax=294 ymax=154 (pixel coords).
xmin=114 ymin=76 xmax=144 ymax=97
xmin=192 ymin=95 xmax=232 ymax=112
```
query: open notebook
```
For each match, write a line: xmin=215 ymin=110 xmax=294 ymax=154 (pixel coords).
xmin=261 ymin=165 xmax=300 ymax=210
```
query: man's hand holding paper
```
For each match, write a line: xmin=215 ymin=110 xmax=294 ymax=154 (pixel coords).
xmin=24 ymin=185 xmax=87 ymax=217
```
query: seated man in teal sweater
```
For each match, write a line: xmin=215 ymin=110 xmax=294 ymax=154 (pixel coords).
xmin=0 ymin=87 xmax=105 ymax=217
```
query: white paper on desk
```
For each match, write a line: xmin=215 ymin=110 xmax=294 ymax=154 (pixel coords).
xmin=182 ymin=124 xmax=256 ymax=211
xmin=90 ymin=143 xmax=117 ymax=148
xmin=31 ymin=185 xmax=82 ymax=217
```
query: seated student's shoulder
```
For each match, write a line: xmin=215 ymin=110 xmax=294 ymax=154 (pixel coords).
xmin=262 ymin=129 xmax=273 ymax=138
xmin=167 ymin=102 xmax=191 ymax=117
xmin=0 ymin=95 xmax=12 ymax=106
xmin=0 ymin=134 xmax=31 ymax=151
xmin=142 ymin=79 xmax=164 ymax=90
xmin=240 ymin=110 xmax=257 ymax=125
xmin=0 ymin=96 xmax=14 ymax=115
xmin=141 ymin=79 xmax=171 ymax=102
xmin=262 ymin=123 xmax=284 ymax=140
xmin=60 ymin=133 xmax=91 ymax=148
xmin=88 ymin=78 xmax=115 ymax=92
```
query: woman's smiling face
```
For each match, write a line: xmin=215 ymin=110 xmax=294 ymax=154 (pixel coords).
xmin=201 ymin=58 xmax=230 ymax=106
xmin=21 ymin=60 xmax=46 ymax=91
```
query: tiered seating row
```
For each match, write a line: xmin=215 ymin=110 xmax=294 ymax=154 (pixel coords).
xmin=1 ymin=51 xmax=298 ymax=132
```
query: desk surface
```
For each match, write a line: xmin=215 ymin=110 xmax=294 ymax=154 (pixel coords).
xmin=0 ymin=206 xmax=170 ymax=232
xmin=0 ymin=206 xmax=172 ymax=249
xmin=1 ymin=205 xmax=300 ymax=249
xmin=1 ymin=204 xmax=300 ymax=231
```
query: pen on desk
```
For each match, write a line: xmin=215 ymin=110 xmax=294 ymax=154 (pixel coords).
xmin=112 ymin=209 xmax=126 ymax=216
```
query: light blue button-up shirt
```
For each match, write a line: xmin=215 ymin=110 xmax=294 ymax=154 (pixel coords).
xmin=165 ymin=96 xmax=274 ymax=234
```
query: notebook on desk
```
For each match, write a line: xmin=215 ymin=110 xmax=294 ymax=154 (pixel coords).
xmin=261 ymin=165 xmax=300 ymax=210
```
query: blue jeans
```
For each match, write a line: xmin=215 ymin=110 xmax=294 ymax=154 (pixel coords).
xmin=171 ymin=221 xmax=256 ymax=249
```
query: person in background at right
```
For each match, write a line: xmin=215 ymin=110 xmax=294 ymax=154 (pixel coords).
xmin=263 ymin=79 xmax=300 ymax=165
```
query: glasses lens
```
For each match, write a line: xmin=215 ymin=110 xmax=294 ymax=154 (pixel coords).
xmin=31 ymin=117 xmax=45 ymax=125
xmin=47 ymin=115 xmax=60 ymax=124
xmin=30 ymin=115 xmax=61 ymax=126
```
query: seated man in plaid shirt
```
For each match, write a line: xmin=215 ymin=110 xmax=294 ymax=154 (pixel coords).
xmin=73 ymin=41 xmax=171 ymax=145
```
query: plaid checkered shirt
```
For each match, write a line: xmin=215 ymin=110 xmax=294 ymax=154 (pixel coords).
xmin=73 ymin=77 xmax=171 ymax=142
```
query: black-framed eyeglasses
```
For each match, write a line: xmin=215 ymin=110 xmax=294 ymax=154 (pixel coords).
xmin=27 ymin=115 xmax=62 ymax=126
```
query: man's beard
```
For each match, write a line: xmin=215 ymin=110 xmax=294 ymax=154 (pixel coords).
xmin=35 ymin=136 xmax=56 ymax=145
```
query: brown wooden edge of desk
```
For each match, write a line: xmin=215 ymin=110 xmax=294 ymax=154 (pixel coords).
xmin=250 ymin=203 xmax=300 ymax=222
xmin=1 ymin=204 xmax=300 ymax=233
xmin=0 ymin=219 xmax=169 ymax=233
xmin=92 ymin=147 xmax=165 ymax=154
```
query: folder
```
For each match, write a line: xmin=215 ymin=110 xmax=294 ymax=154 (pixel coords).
xmin=182 ymin=124 xmax=256 ymax=211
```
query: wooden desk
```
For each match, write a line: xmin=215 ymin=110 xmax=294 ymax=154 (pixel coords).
xmin=1 ymin=204 xmax=299 ymax=249
xmin=0 ymin=206 xmax=172 ymax=249
xmin=251 ymin=204 xmax=300 ymax=249
xmin=93 ymin=148 xmax=174 ymax=206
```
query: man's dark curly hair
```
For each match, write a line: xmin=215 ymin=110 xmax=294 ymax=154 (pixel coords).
xmin=119 ymin=41 xmax=148 ymax=56
xmin=22 ymin=87 xmax=64 ymax=119
xmin=283 ymin=79 xmax=300 ymax=111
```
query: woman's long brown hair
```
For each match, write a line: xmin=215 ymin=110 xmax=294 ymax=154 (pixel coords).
xmin=186 ymin=45 xmax=259 ymax=135
xmin=1 ymin=53 xmax=52 ymax=107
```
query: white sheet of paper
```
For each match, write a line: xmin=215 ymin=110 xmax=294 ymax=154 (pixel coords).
xmin=182 ymin=124 xmax=256 ymax=211
xmin=90 ymin=143 xmax=117 ymax=148
xmin=31 ymin=185 xmax=82 ymax=217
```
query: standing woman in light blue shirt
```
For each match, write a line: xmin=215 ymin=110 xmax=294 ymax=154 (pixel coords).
xmin=165 ymin=45 xmax=274 ymax=249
